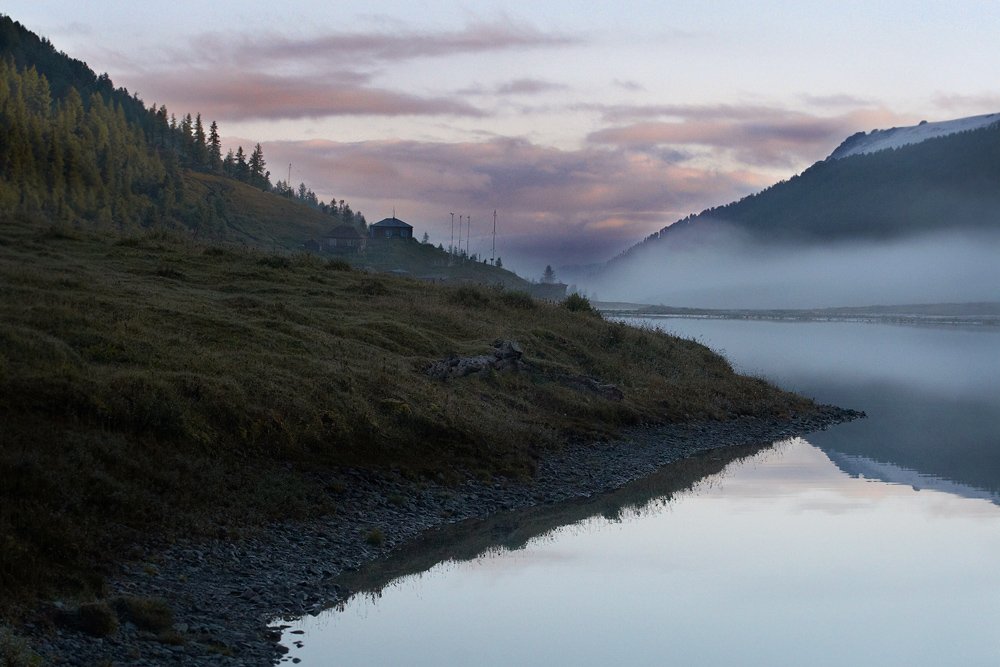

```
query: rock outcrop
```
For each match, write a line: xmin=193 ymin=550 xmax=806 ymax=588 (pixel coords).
xmin=426 ymin=340 xmax=525 ymax=379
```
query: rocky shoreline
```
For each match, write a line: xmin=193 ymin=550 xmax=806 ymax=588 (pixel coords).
xmin=18 ymin=406 xmax=861 ymax=666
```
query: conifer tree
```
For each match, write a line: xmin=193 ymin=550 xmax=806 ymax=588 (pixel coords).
xmin=193 ymin=113 xmax=207 ymax=164
xmin=207 ymin=120 xmax=222 ymax=168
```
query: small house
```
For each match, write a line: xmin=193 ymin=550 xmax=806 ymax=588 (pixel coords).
xmin=323 ymin=224 xmax=367 ymax=253
xmin=369 ymin=216 xmax=414 ymax=240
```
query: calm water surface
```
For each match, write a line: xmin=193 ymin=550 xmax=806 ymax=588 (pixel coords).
xmin=280 ymin=319 xmax=1000 ymax=666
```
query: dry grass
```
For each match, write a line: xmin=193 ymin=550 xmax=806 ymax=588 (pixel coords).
xmin=0 ymin=213 xmax=812 ymax=609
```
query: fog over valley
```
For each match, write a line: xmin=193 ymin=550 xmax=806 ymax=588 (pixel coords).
xmin=584 ymin=225 xmax=1000 ymax=309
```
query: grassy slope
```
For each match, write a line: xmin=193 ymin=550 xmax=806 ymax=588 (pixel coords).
xmin=184 ymin=171 xmax=342 ymax=248
xmin=186 ymin=171 xmax=529 ymax=288
xmin=0 ymin=214 xmax=812 ymax=608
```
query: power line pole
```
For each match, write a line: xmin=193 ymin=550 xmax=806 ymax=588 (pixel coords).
xmin=449 ymin=212 xmax=454 ymax=256
xmin=491 ymin=210 xmax=497 ymax=265
xmin=466 ymin=215 xmax=471 ymax=258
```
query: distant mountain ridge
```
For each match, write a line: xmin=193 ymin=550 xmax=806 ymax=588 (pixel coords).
xmin=608 ymin=112 xmax=1000 ymax=262
xmin=828 ymin=113 xmax=1000 ymax=160
xmin=581 ymin=113 xmax=1000 ymax=307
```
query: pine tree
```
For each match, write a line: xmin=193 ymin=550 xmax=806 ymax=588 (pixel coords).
xmin=248 ymin=143 xmax=266 ymax=188
xmin=193 ymin=113 xmax=207 ymax=165
xmin=207 ymin=120 xmax=222 ymax=168
xmin=234 ymin=146 xmax=247 ymax=179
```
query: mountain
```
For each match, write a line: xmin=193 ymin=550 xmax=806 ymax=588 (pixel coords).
xmin=828 ymin=112 xmax=1000 ymax=159
xmin=584 ymin=114 xmax=1000 ymax=307
xmin=640 ymin=114 xmax=1000 ymax=248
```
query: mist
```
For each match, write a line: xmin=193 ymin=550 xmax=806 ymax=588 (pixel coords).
xmin=586 ymin=223 xmax=1000 ymax=309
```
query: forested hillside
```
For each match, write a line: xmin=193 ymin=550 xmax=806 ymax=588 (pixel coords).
xmin=0 ymin=14 xmax=364 ymax=245
xmin=615 ymin=118 xmax=1000 ymax=262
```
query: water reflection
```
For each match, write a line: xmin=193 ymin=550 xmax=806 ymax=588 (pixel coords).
xmin=629 ymin=318 xmax=1000 ymax=497
xmin=283 ymin=438 xmax=1000 ymax=666
xmin=281 ymin=320 xmax=1000 ymax=665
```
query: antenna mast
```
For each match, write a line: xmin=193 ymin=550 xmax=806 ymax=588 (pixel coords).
xmin=466 ymin=215 xmax=471 ymax=258
xmin=449 ymin=212 xmax=455 ymax=256
xmin=491 ymin=210 xmax=497 ymax=265
xmin=287 ymin=163 xmax=291 ymax=185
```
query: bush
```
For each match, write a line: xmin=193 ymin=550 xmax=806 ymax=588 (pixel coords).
xmin=325 ymin=258 xmax=352 ymax=271
xmin=500 ymin=290 xmax=536 ymax=309
xmin=115 ymin=596 xmax=174 ymax=633
xmin=448 ymin=286 xmax=490 ymax=308
xmin=258 ymin=255 xmax=292 ymax=269
xmin=75 ymin=601 xmax=119 ymax=637
xmin=563 ymin=293 xmax=595 ymax=313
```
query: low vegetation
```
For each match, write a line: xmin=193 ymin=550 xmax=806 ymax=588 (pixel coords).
xmin=0 ymin=214 xmax=813 ymax=610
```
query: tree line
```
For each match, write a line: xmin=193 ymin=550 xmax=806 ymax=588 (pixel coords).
xmin=0 ymin=14 xmax=366 ymax=234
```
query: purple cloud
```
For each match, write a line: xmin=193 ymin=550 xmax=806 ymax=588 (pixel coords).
xmin=257 ymin=137 xmax=768 ymax=269
xmin=495 ymin=78 xmax=569 ymax=95
xmin=587 ymin=108 xmax=912 ymax=166
xmin=131 ymin=69 xmax=484 ymax=120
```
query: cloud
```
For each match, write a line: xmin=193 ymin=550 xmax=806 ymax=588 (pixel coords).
xmin=587 ymin=108 xmax=911 ymax=167
xmin=612 ymin=79 xmax=645 ymax=92
xmin=259 ymin=136 xmax=766 ymax=272
xmin=173 ymin=19 xmax=579 ymax=69
xmin=111 ymin=18 xmax=580 ymax=121
xmin=495 ymin=78 xmax=569 ymax=95
xmin=801 ymin=93 xmax=878 ymax=108
xmin=129 ymin=69 xmax=484 ymax=121
xmin=932 ymin=92 xmax=1000 ymax=112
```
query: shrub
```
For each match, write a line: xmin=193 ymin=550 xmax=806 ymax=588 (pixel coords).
xmin=360 ymin=279 xmax=388 ymax=296
xmin=500 ymin=290 xmax=536 ymax=309
xmin=448 ymin=286 xmax=490 ymax=308
xmin=325 ymin=258 xmax=352 ymax=271
xmin=0 ymin=628 xmax=42 ymax=666
xmin=115 ymin=596 xmax=174 ymax=633
xmin=364 ymin=528 xmax=385 ymax=546
xmin=258 ymin=255 xmax=292 ymax=269
xmin=563 ymin=293 xmax=595 ymax=313
xmin=75 ymin=601 xmax=119 ymax=637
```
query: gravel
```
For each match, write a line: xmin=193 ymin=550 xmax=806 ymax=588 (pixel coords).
xmin=21 ymin=406 xmax=861 ymax=666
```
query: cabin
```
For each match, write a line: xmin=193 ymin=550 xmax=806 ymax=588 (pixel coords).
xmin=323 ymin=224 xmax=367 ymax=254
xmin=369 ymin=216 xmax=414 ymax=240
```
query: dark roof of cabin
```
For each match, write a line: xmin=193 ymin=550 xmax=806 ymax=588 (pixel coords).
xmin=325 ymin=224 xmax=362 ymax=239
xmin=371 ymin=216 xmax=413 ymax=229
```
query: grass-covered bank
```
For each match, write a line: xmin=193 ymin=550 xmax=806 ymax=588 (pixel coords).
xmin=0 ymin=214 xmax=814 ymax=610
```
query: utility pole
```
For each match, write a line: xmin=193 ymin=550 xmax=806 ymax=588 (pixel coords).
xmin=449 ymin=212 xmax=454 ymax=255
xmin=287 ymin=163 xmax=291 ymax=185
xmin=466 ymin=215 xmax=471 ymax=257
xmin=491 ymin=210 xmax=497 ymax=266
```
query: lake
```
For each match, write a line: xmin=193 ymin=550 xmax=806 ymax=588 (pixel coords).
xmin=279 ymin=318 xmax=1000 ymax=666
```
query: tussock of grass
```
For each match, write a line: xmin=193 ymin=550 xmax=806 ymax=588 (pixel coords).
xmin=0 ymin=215 xmax=813 ymax=608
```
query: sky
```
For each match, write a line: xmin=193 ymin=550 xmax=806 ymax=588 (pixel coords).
xmin=7 ymin=1 xmax=1000 ymax=276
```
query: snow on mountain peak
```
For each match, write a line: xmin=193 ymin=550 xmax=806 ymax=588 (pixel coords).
xmin=828 ymin=112 xmax=1000 ymax=160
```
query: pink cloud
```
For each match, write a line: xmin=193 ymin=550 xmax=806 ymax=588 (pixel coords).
xmin=135 ymin=69 xmax=483 ymax=121
xmin=168 ymin=19 xmax=579 ymax=70
xmin=588 ymin=108 xmax=912 ymax=166
xmin=258 ymin=137 xmax=767 ymax=269
xmin=495 ymin=78 xmax=569 ymax=95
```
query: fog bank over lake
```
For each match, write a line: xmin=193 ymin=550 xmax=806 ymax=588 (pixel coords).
xmin=591 ymin=229 xmax=1000 ymax=309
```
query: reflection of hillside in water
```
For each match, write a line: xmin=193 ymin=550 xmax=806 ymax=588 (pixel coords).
xmin=332 ymin=441 xmax=773 ymax=602
xmin=825 ymin=450 xmax=1000 ymax=506
xmin=806 ymin=381 xmax=1000 ymax=499
xmin=631 ymin=318 xmax=1000 ymax=504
